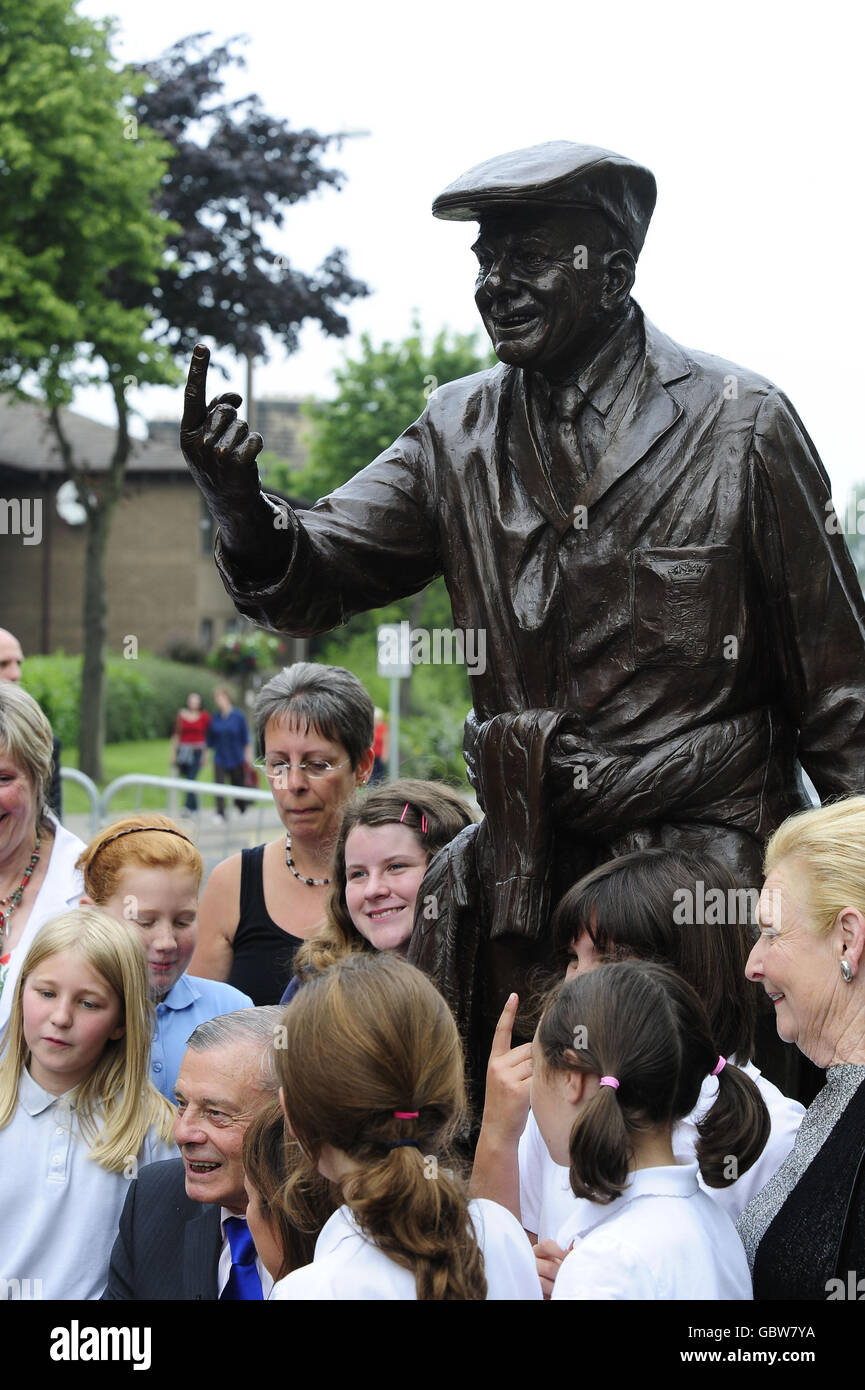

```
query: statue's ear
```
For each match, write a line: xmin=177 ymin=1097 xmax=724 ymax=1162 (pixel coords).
xmin=601 ymin=248 xmax=636 ymax=311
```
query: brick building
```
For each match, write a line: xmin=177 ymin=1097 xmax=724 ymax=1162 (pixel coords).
xmin=148 ymin=396 xmax=311 ymax=472
xmin=0 ymin=394 xmax=306 ymax=660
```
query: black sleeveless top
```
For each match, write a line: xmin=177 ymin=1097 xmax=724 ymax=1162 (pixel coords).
xmin=228 ymin=845 xmax=305 ymax=1005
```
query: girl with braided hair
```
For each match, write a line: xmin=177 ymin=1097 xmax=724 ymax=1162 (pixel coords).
xmin=271 ymin=952 xmax=541 ymax=1300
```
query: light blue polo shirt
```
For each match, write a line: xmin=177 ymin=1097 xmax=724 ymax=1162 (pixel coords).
xmin=152 ymin=975 xmax=254 ymax=1100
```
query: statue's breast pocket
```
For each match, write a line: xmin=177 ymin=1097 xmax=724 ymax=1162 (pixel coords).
xmin=630 ymin=546 xmax=740 ymax=668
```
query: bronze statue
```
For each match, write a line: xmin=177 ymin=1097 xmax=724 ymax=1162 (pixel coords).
xmin=181 ymin=142 xmax=865 ymax=1107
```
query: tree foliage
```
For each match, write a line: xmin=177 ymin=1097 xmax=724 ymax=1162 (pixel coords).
xmin=0 ymin=0 xmax=178 ymax=780
xmin=0 ymin=0 xmax=176 ymax=401
xmin=118 ymin=32 xmax=368 ymax=363
xmin=0 ymin=17 xmax=368 ymax=780
xmin=285 ymin=320 xmax=495 ymax=501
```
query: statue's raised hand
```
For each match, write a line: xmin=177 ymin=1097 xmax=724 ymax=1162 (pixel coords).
xmin=181 ymin=344 xmax=282 ymax=571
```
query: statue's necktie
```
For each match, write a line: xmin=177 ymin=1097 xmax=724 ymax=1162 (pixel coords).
xmin=548 ymin=385 xmax=589 ymax=512
xmin=220 ymin=1216 xmax=264 ymax=1301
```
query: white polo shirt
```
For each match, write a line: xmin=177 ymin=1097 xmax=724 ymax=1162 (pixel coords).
xmin=551 ymin=1162 xmax=753 ymax=1301
xmin=0 ymin=1069 xmax=174 ymax=1300
xmin=519 ymin=1058 xmax=804 ymax=1240
xmin=271 ymin=1199 xmax=542 ymax=1300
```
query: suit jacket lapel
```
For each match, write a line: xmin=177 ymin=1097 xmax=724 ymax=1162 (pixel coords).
xmin=183 ymin=1203 xmax=222 ymax=1301
xmin=580 ymin=319 xmax=689 ymax=514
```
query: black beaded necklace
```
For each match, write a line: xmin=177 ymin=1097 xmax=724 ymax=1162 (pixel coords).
xmin=284 ymin=831 xmax=330 ymax=888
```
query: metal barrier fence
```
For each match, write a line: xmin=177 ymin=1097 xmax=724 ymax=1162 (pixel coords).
xmin=59 ymin=767 xmax=101 ymax=838
xmin=99 ymin=772 xmax=274 ymax=817
xmin=61 ymin=769 xmax=280 ymax=869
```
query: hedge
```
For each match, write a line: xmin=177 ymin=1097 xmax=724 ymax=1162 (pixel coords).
xmin=20 ymin=653 xmax=235 ymax=748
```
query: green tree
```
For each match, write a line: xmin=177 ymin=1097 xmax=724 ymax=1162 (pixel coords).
xmin=122 ymin=33 xmax=367 ymax=364
xmin=282 ymin=321 xmax=494 ymax=502
xmin=0 ymin=0 xmax=178 ymax=779
xmin=1 ymin=20 xmax=368 ymax=780
xmin=258 ymin=322 xmax=495 ymax=767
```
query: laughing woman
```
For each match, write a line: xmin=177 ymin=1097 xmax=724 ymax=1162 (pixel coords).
xmin=0 ymin=685 xmax=84 ymax=1037
xmin=736 ymin=798 xmax=865 ymax=1299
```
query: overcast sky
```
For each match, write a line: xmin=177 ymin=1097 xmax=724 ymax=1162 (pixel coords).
xmin=74 ymin=0 xmax=864 ymax=501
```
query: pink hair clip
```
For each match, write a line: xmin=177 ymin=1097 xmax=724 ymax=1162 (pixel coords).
xmin=393 ymin=1110 xmax=419 ymax=1119
xmin=421 ymin=813 xmax=428 ymax=834
xmin=399 ymin=803 xmax=409 ymax=824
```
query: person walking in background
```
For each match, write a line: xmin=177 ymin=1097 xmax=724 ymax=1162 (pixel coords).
xmin=206 ymin=687 xmax=250 ymax=822
xmin=370 ymin=708 xmax=389 ymax=784
xmin=170 ymin=692 xmax=211 ymax=816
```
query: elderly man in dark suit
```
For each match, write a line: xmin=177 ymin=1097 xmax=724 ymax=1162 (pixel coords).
xmin=103 ymin=1007 xmax=282 ymax=1300
xmin=180 ymin=143 xmax=865 ymax=1105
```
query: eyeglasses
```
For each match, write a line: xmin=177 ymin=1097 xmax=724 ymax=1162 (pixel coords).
xmin=252 ymin=757 xmax=351 ymax=781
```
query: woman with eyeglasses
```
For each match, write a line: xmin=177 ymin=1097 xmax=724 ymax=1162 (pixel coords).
xmin=190 ymin=664 xmax=375 ymax=1003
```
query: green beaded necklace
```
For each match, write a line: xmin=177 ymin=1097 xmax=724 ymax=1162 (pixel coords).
xmin=0 ymin=836 xmax=41 ymax=942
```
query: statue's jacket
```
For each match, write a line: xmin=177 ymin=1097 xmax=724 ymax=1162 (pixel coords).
xmin=216 ymin=304 xmax=865 ymax=875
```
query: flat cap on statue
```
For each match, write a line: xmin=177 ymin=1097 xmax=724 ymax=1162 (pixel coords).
xmin=432 ymin=141 xmax=657 ymax=256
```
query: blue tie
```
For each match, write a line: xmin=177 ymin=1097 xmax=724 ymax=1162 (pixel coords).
xmin=220 ymin=1216 xmax=264 ymax=1301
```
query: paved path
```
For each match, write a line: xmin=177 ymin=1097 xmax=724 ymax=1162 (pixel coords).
xmin=63 ymin=800 xmax=287 ymax=881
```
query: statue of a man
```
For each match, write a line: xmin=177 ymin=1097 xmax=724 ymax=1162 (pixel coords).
xmin=181 ymin=143 xmax=865 ymax=1102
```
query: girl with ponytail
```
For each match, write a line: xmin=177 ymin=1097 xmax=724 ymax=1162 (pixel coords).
xmin=533 ymin=960 xmax=767 ymax=1299
xmin=270 ymin=952 xmax=541 ymax=1300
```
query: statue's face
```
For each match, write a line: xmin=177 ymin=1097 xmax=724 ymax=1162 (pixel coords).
xmin=472 ymin=208 xmax=611 ymax=377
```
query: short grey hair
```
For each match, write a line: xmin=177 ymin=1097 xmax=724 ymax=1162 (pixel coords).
xmin=0 ymin=682 xmax=53 ymax=828
xmin=186 ymin=1006 xmax=285 ymax=1093
xmin=253 ymin=662 xmax=374 ymax=767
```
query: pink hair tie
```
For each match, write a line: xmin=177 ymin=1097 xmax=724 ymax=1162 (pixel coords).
xmin=399 ymin=803 xmax=409 ymax=824
xmin=598 ymin=1076 xmax=619 ymax=1090
xmin=711 ymin=1056 xmax=727 ymax=1076
xmin=393 ymin=1110 xmax=419 ymax=1119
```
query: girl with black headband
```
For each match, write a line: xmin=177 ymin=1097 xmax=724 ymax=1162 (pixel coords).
xmin=78 ymin=814 xmax=252 ymax=1100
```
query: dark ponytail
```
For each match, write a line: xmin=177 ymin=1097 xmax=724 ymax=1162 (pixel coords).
xmin=536 ymin=961 xmax=769 ymax=1201
xmin=694 ymin=1061 xmax=771 ymax=1188
xmin=275 ymin=952 xmax=488 ymax=1299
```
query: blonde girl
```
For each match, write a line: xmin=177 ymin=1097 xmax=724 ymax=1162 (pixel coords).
xmin=0 ymin=907 xmax=174 ymax=1299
